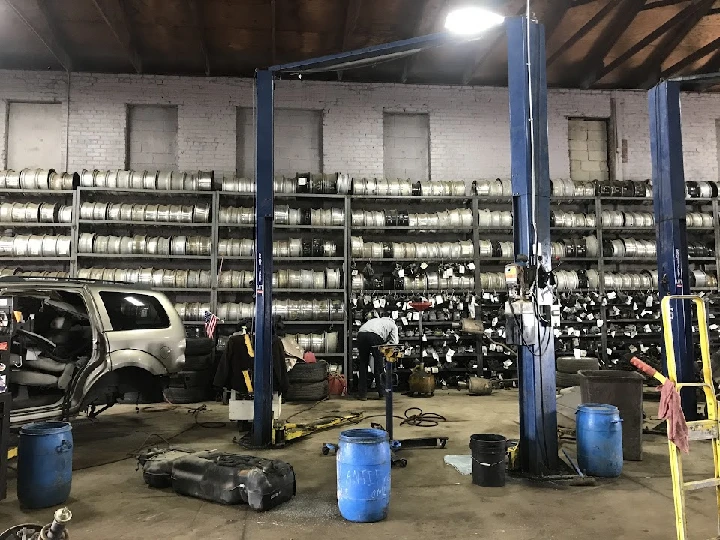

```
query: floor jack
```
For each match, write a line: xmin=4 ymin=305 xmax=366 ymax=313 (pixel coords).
xmin=324 ymin=345 xmax=448 ymax=467
xmin=232 ymin=370 xmax=364 ymax=448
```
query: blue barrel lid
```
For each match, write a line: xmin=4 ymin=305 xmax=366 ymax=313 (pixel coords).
xmin=20 ymin=421 xmax=72 ymax=436
xmin=577 ymin=403 xmax=619 ymax=415
xmin=339 ymin=428 xmax=389 ymax=444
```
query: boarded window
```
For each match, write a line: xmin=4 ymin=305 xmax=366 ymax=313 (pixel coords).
xmin=7 ymin=102 xmax=63 ymax=170
xmin=236 ymin=108 xmax=323 ymax=177
xmin=127 ymin=105 xmax=178 ymax=170
xmin=383 ymin=113 xmax=430 ymax=181
xmin=568 ymin=118 xmax=609 ymax=182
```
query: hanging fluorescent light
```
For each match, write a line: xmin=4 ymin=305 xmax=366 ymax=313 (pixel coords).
xmin=445 ymin=6 xmax=505 ymax=36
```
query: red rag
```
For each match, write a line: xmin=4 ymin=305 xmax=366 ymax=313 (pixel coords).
xmin=658 ymin=379 xmax=690 ymax=454
xmin=303 ymin=351 xmax=317 ymax=364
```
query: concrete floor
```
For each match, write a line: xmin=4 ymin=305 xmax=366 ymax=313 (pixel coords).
xmin=0 ymin=390 xmax=718 ymax=539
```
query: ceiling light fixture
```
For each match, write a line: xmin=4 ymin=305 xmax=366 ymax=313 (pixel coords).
xmin=444 ymin=6 xmax=505 ymax=36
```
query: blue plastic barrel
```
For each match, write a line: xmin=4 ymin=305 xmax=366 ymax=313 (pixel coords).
xmin=336 ymin=428 xmax=391 ymax=522
xmin=577 ymin=403 xmax=623 ymax=478
xmin=17 ymin=421 xmax=73 ymax=509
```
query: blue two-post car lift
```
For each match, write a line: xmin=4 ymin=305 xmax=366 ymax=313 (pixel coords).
xmin=251 ymin=16 xmax=560 ymax=476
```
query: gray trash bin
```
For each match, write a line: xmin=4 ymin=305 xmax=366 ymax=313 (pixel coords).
xmin=578 ymin=370 xmax=644 ymax=461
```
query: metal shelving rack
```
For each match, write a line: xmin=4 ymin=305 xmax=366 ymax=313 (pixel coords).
xmin=75 ymin=187 xmax=217 ymax=331
xmin=0 ymin=188 xmax=78 ymax=276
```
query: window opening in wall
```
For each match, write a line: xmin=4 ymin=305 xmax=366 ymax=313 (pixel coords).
xmin=126 ymin=105 xmax=178 ymax=170
xmin=383 ymin=112 xmax=430 ymax=181
xmin=7 ymin=102 xmax=63 ymax=170
xmin=236 ymin=107 xmax=323 ymax=177
xmin=568 ymin=118 xmax=609 ymax=182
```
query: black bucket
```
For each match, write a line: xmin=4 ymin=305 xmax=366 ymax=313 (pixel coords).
xmin=469 ymin=434 xmax=507 ymax=487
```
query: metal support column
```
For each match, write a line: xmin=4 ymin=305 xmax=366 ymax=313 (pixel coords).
xmin=253 ymin=69 xmax=275 ymax=446
xmin=506 ymin=16 xmax=558 ymax=475
xmin=648 ymin=81 xmax=697 ymax=419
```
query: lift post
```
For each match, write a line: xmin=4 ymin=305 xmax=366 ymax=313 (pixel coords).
xmin=506 ymin=17 xmax=558 ymax=475
xmin=252 ymin=69 xmax=276 ymax=446
xmin=648 ymin=80 xmax=697 ymax=419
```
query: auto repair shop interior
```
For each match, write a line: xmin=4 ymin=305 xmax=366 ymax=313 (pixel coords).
xmin=2 ymin=0 xmax=720 ymax=538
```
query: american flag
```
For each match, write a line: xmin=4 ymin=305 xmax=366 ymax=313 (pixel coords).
xmin=204 ymin=310 xmax=218 ymax=339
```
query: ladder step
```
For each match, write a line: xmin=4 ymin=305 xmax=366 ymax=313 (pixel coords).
xmin=684 ymin=478 xmax=720 ymax=491
xmin=687 ymin=420 xmax=718 ymax=441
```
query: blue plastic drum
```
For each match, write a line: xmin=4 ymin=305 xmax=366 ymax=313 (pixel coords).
xmin=577 ymin=403 xmax=623 ymax=478
xmin=17 ymin=421 xmax=73 ymax=509
xmin=336 ymin=428 xmax=391 ymax=522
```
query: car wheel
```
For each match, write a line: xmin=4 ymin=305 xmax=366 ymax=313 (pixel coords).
xmin=287 ymin=361 xmax=328 ymax=384
xmin=555 ymin=371 xmax=583 ymax=388
xmin=184 ymin=353 xmax=214 ymax=371
xmin=185 ymin=337 xmax=215 ymax=356
xmin=168 ymin=369 xmax=212 ymax=389
xmin=285 ymin=380 xmax=329 ymax=402
xmin=556 ymin=356 xmax=599 ymax=374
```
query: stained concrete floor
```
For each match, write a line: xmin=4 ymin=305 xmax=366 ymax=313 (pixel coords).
xmin=0 ymin=390 xmax=717 ymax=539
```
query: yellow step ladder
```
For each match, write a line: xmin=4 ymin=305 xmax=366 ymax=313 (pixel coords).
xmin=660 ymin=295 xmax=719 ymax=540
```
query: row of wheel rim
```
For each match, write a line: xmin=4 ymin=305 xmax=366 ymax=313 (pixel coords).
xmin=1 ymin=202 xmax=72 ymax=223
xmin=0 ymin=235 xmax=71 ymax=256
xmin=78 ymin=233 xmax=211 ymax=255
xmin=351 ymin=238 xmax=474 ymax=259
xmin=79 ymin=202 xmax=210 ymax=223
xmin=78 ymin=267 xmax=211 ymax=288
xmin=80 ymin=170 xmax=213 ymax=191
xmin=0 ymin=169 xmax=77 ymax=190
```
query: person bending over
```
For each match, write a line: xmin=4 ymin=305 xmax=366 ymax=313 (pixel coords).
xmin=356 ymin=317 xmax=398 ymax=400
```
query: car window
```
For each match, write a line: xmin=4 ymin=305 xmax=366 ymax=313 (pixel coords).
xmin=99 ymin=292 xmax=169 ymax=331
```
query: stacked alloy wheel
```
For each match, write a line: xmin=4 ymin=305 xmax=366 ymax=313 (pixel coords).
xmin=163 ymin=337 xmax=215 ymax=404
xmin=555 ymin=356 xmax=600 ymax=388
xmin=285 ymin=361 xmax=329 ymax=402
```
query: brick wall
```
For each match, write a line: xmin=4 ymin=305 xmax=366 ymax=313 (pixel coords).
xmin=0 ymin=70 xmax=718 ymax=183
xmin=568 ymin=118 xmax=609 ymax=182
xmin=127 ymin=105 xmax=178 ymax=170
xmin=383 ymin=112 xmax=430 ymax=181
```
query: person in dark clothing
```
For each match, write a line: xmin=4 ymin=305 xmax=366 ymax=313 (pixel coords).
xmin=213 ymin=320 xmax=289 ymax=397
xmin=356 ymin=317 xmax=399 ymax=400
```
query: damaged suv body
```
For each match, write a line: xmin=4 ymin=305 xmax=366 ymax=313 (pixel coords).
xmin=1 ymin=278 xmax=186 ymax=425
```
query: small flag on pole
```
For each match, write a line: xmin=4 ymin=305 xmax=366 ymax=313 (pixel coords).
xmin=204 ymin=310 xmax=218 ymax=339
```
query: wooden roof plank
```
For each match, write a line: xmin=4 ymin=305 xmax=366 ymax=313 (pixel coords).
xmin=578 ymin=0 xmax=645 ymax=89
xmin=401 ymin=0 xmax=448 ymax=84
xmin=660 ymin=34 xmax=720 ymax=78
xmin=6 ymin=0 xmax=73 ymax=71
xmin=91 ymin=0 xmax=142 ymax=73
xmin=586 ymin=0 xmax=713 ymax=86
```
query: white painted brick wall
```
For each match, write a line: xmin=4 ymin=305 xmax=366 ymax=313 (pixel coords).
xmin=7 ymin=102 xmax=63 ymax=170
xmin=127 ymin=105 xmax=178 ymax=170
xmin=568 ymin=118 xmax=609 ymax=181
xmin=0 ymin=70 xmax=718 ymax=183
xmin=384 ymin=113 xmax=429 ymax=180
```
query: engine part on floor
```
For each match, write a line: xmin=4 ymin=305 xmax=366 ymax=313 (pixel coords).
xmin=407 ymin=364 xmax=435 ymax=397
xmin=138 ymin=447 xmax=295 ymax=511
xmin=467 ymin=376 xmax=493 ymax=396
xmin=1 ymin=507 xmax=72 ymax=540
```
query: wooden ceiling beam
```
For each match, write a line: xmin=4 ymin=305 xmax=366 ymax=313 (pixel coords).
xmin=643 ymin=0 xmax=692 ymax=8
xmin=91 ymin=0 xmax=142 ymax=73
xmin=460 ymin=0 xmax=526 ymax=86
xmin=632 ymin=0 xmax=716 ymax=88
xmin=547 ymin=0 xmax=622 ymax=68
xmin=577 ymin=0 xmax=645 ymax=89
xmin=660 ymin=34 xmax=720 ymax=78
xmin=186 ymin=0 xmax=210 ymax=75
xmin=337 ymin=0 xmax=362 ymax=80
xmin=584 ymin=0 xmax=713 ymax=87
xmin=401 ymin=0 xmax=447 ymax=84
xmin=6 ymin=0 xmax=73 ymax=71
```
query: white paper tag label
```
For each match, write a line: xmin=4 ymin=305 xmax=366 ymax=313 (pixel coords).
xmin=435 ymin=295 xmax=444 ymax=305
xmin=398 ymin=269 xmax=405 ymax=278
xmin=421 ymin=335 xmax=427 ymax=342
xmin=391 ymin=310 xmax=399 ymax=319
xmin=401 ymin=317 xmax=408 ymax=325
xmin=468 ymin=262 xmax=476 ymax=270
